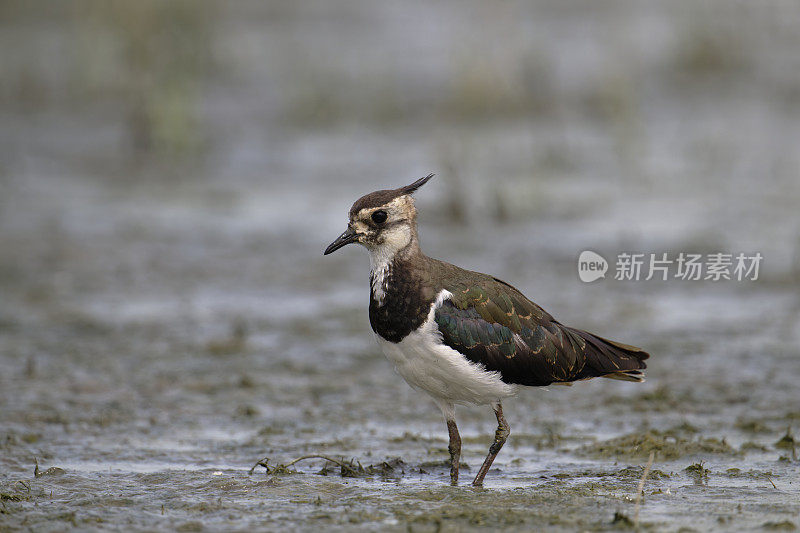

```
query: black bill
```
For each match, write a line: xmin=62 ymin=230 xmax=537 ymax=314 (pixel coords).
xmin=323 ymin=227 xmax=359 ymax=255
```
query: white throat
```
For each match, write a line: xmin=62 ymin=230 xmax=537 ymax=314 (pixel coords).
xmin=367 ymin=224 xmax=412 ymax=306
xmin=368 ymin=249 xmax=392 ymax=306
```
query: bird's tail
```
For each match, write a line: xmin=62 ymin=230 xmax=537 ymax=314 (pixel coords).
xmin=602 ymin=369 xmax=646 ymax=382
xmin=564 ymin=327 xmax=649 ymax=382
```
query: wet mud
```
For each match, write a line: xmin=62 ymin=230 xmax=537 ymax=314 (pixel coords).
xmin=2 ymin=1 xmax=800 ymax=531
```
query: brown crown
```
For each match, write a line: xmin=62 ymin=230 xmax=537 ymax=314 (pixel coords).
xmin=349 ymin=174 xmax=434 ymax=218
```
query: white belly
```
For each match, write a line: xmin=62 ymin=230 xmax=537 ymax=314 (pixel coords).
xmin=375 ymin=292 xmax=517 ymax=406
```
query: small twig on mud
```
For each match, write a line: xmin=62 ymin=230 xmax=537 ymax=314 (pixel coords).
xmin=634 ymin=451 xmax=655 ymax=528
xmin=765 ymin=474 xmax=777 ymax=490
xmin=248 ymin=456 xmax=270 ymax=475
xmin=284 ymin=454 xmax=351 ymax=469
xmin=249 ymin=454 xmax=352 ymax=475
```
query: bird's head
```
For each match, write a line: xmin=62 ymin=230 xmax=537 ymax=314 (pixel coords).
xmin=323 ymin=174 xmax=433 ymax=257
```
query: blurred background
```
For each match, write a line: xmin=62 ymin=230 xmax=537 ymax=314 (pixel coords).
xmin=1 ymin=1 xmax=799 ymax=530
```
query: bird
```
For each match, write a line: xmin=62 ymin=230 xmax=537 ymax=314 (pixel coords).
xmin=323 ymin=174 xmax=649 ymax=487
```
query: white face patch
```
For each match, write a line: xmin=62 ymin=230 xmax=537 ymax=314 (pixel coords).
xmin=354 ymin=196 xmax=413 ymax=229
xmin=367 ymin=224 xmax=411 ymax=305
xmin=351 ymin=196 xmax=416 ymax=306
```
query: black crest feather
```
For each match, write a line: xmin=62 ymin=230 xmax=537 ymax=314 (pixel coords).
xmin=398 ymin=173 xmax=434 ymax=195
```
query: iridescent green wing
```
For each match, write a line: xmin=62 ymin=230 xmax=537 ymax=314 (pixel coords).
xmin=434 ymin=276 xmax=648 ymax=386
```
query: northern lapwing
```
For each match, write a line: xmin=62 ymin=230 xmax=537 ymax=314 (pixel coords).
xmin=324 ymin=175 xmax=649 ymax=486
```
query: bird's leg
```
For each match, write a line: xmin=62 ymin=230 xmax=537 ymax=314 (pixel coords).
xmin=472 ymin=403 xmax=510 ymax=487
xmin=446 ymin=417 xmax=461 ymax=485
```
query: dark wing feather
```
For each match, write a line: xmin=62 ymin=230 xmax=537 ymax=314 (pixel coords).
xmin=434 ymin=277 xmax=648 ymax=386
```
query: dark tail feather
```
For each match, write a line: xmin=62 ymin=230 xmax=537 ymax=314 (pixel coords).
xmin=603 ymin=369 xmax=646 ymax=382
xmin=564 ymin=326 xmax=649 ymax=382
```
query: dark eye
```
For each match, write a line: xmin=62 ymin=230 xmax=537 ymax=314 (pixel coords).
xmin=371 ymin=210 xmax=388 ymax=224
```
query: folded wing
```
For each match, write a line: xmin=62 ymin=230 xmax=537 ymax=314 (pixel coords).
xmin=433 ymin=279 xmax=648 ymax=386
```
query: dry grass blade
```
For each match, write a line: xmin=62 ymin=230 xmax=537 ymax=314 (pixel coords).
xmin=249 ymin=454 xmax=358 ymax=476
xmin=284 ymin=454 xmax=352 ymax=469
xmin=634 ymin=451 xmax=655 ymax=528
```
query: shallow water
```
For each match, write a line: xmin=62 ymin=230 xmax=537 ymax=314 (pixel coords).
xmin=2 ymin=1 xmax=800 ymax=531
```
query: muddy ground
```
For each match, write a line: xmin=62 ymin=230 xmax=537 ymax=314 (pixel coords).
xmin=2 ymin=1 xmax=800 ymax=531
